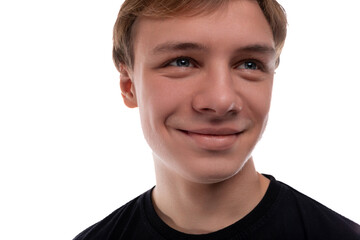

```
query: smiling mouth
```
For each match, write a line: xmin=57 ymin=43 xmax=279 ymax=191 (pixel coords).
xmin=180 ymin=130 xmax=241 ymax=136
xmin=178 ymin=127 xmax=243 ymax=135
xmin=178 ymin=129 xmax=243 ymax=151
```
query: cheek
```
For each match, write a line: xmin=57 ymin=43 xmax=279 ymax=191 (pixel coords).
xmin=242 ymin=81 xmax=273 ymax=123
xmin=136 ymin=76 xmax=184 ymax=144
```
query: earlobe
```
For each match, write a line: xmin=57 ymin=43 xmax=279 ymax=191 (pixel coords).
xmin=119 ymin=64 xmax=138 ymax=108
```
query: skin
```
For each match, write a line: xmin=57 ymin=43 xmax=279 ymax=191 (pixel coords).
xmin=120 ymin=0 xmax=277 ymax=234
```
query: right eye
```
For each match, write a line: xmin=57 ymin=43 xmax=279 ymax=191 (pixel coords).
xmin=168 ymin=57 xmax=195 ymax=68
xmin=237 ymin=61 xmax=259 ymax=70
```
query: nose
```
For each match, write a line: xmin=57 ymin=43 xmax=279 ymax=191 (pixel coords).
xmin=192 ymin=68 xmax=242 ymax=117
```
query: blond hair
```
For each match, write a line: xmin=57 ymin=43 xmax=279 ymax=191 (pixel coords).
xmin=113 ymin=0 xmax=287 ymax=71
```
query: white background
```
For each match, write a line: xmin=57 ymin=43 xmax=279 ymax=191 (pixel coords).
xmin=0 ymin=0 xmax=359 ymax=239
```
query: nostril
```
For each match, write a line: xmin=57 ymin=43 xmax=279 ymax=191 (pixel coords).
xmin=229 ymin=105 xmax=243 ymax=113
xmin=201 ymin=107 xmax=216 ymax=113
xmin=228 ymin=110 xmax=238 ymax=116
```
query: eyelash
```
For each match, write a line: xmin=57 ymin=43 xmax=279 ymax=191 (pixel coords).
xmin=163 ymin=56 xmax=197 ymax=68
xmin=236 ymin=59 xmax=265 ymax=71
xmin=163 ymin=56 xmax=265 ymax=71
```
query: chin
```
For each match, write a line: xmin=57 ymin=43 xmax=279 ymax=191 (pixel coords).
xmin=179 ymin=157 xmax=249 ymax=184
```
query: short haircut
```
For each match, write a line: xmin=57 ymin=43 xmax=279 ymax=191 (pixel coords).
xmin=112 ymin=0 xmax=287 ymax=71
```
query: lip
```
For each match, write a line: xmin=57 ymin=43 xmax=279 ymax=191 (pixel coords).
xmin=178 ymin=128 xmax=242 ymax=151
xmin=182 ymin=128 xmax=241 ymax=135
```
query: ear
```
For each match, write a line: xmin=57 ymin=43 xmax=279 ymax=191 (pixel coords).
xmin=119 ymin=64 xmax=138 ymax=108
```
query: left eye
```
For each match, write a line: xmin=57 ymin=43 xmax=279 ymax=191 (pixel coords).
xmin=237 ymin=61 xmax=259 ymax=70
xmin=168 ymin=58 xmax=194 ymax=67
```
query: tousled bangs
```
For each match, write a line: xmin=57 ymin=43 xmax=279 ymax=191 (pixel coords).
xmin=113 ymin=0 xmax=287 ymax=71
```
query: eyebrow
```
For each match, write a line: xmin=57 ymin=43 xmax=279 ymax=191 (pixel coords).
xmin=151 ymin=41 xmax=275 ymax=56
xmin=238 ymin=44 xmax=275 ymax=55
xmin=152 ymin=42 xmax=208 ymax=54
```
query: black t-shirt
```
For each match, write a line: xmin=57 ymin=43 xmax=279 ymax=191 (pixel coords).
xmin=73 ymin=175 xmax=360 ymax=239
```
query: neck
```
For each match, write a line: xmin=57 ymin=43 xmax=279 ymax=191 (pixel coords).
xmin=152 ymin=157 xmax=270 ymax=234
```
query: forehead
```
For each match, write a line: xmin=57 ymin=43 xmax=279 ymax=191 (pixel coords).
xmin=132 ymin=0 xmax=274 ymax=58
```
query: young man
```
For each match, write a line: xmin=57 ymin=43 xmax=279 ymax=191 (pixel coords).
xmin=74 ymin=0 xmax=360 ymax=239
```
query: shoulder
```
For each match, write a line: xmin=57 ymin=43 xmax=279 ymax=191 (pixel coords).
xmin=73 ymin=189 xmax=151 ymax=240
xmin=275 ymin=179 xmax=360 ymax=239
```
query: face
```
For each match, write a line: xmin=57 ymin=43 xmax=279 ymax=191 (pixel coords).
xmin=121 ymin=0 xmax=276 ymax=184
